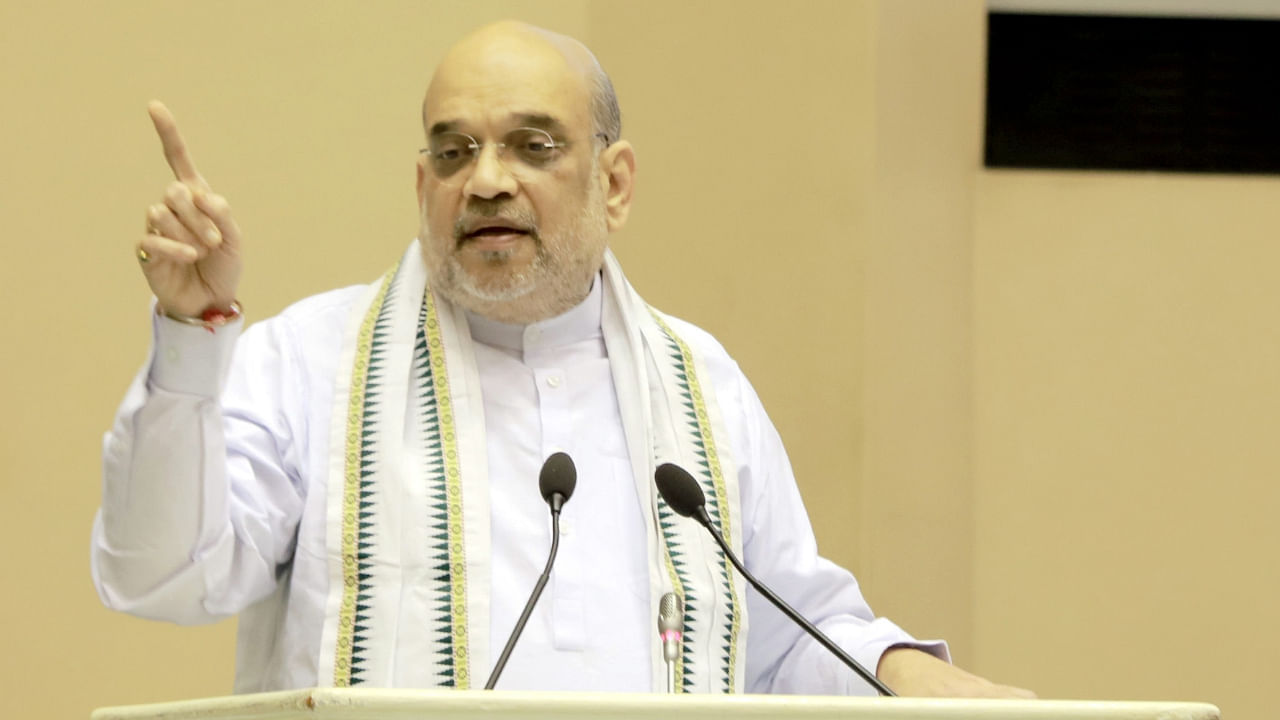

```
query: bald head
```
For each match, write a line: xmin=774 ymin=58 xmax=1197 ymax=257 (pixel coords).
xmin=424 ymin=21 xmax=620 ymax=144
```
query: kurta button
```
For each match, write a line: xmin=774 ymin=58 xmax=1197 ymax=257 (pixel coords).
xmin=546 ymin=375 xmax=561 ymax=388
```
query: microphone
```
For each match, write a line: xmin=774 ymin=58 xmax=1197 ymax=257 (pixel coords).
xmin=539 ymin=451 xmax=577 ymax=512
xmin=484 ymin=452 xmax=577 ymax=690
xmin=654 ymin=463 xmax=897 ymax=697
xmin=658 ymin=591 xmax=683 ymax=693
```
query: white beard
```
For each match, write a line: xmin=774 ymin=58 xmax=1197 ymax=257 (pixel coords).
xmin=422 ymin=168 xmax=609 ymax=324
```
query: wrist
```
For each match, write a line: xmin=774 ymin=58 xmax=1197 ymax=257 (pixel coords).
xmin=877 ymin=646 xmax=936 ymax=684
xmin=156 ymin=300 xmax=243 ymax=333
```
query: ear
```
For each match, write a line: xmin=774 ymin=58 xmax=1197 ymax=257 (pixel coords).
xmin=598 ymin=140 xmax=636 ymax=232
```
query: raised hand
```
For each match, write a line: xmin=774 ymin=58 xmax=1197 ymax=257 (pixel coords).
xmin=137 ymin=101 xmax=243 ymax=319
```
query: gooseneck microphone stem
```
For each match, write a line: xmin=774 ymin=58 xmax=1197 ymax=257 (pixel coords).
xmin=484 ymin=504 xmax=563 ymax=690
xmin=485 ymin=451 xmax=577 ymax=690
xmin=692 ymin=507 xmax=897 ymax=697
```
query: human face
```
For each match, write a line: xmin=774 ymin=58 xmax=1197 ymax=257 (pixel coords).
xmin=417 ymin=41 xmax=609 ymax=324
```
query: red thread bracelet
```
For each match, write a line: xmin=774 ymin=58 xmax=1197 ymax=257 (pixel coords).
xmin=158 ymin=300 xmax=244 ymax=334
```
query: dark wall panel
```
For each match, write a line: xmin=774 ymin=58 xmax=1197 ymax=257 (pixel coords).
xmin=985 ymin=12 xmax=1280 ymax=174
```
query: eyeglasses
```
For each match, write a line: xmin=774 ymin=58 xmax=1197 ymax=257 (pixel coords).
xmin=421 ymin=128 xmax=611 ymax=186
xmin=420 ymin=127 xmax=565 ymax=185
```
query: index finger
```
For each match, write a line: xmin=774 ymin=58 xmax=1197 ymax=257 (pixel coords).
xmin=148 ymin=100 xmax=209 ymax=190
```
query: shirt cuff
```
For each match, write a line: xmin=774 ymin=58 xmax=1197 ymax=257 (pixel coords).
xmin=857 ymin=618 xmax=948 ymax=662
xmin=148 ymin=303 xmax=243 ymax=396
xmin=834 ymin=617 xmax=951 ymax=695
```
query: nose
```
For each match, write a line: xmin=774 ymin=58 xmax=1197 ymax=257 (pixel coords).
xmin=464 ymin=142 xmax=519 ymax=200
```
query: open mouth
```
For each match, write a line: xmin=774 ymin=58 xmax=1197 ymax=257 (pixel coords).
xmin=457 ymin=215 xmax=535 ymax=249
xmin=459 ymin=223 xmax=532 ymax=252
xmin=465 ymin=225 xmax=530 ymax=239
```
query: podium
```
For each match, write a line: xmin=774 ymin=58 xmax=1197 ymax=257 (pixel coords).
xmin=91 ymin=688 xmax=1221 ymax=720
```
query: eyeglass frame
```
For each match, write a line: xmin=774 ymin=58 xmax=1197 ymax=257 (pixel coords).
xmin=418 ymin=127 xmax=613 ymax=184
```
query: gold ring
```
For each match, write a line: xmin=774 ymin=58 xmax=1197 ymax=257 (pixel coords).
xmin=137 ymin=247 xmax=151 ymax=263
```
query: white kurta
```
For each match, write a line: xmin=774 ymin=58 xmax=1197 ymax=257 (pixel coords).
xmin=91 ymin=273 xmax=945 ymax=695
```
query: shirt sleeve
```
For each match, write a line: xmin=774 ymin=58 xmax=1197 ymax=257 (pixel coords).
xmin=90 ymin=307 xmax=307 ymax=625
xmin=731 ymin=369 xmax=950 ymax=695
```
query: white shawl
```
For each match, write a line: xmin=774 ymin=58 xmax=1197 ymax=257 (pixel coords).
xmin=317 ymin=241 xmax=747 ymax=693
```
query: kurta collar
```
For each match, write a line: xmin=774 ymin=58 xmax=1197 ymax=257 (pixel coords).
xmin=464 ymin=274 xmax=603 ymax=353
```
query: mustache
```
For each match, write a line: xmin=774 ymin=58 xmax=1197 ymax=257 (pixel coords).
xmin=452 ymin=199 xmax=539 ymax=241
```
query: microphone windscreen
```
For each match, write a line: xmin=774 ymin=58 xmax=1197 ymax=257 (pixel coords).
xmin=658 ymin=591 xmax=683 ymax=634
xmin=655 ymin=463 xmax=705 ymax=518
xmin=539 ymin=452 xmax=577 ymax=504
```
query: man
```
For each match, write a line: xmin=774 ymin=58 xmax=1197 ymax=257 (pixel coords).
xmin=93 ymin=21 xmax=1031 ymax=698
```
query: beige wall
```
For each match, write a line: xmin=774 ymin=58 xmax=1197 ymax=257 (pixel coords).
xmin=1 ymin=1 xmax=1272 ymax=717
xmin=973 ymin=170 xmax=1280 ymax=713
xmin=859 ymin=1 xmax=985 ymax=660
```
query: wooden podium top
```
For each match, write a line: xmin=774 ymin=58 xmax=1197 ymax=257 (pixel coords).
xmin=91 ymin=688 xmax=1221 ymax=720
